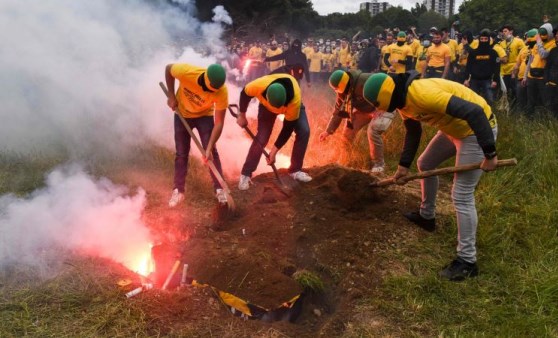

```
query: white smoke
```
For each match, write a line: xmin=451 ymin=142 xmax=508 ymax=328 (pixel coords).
xmin=0 ymin=165 xmax=151 ymax=271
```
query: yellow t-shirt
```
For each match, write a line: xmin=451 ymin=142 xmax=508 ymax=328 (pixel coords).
xmin=322 ymin=53 xmax=335 ymax=72
xmin=309 ymin=51 xmax=323 ymax=72
xmin=244 ymin=74 xmax=301 ymax=121
xmin=170 ymin=64 xmax=228 ymax=118
xmin=517 ymin=46 xmax=529 ymax=80
xmin=338 ymin=46 xmax=350 ymax=67
xmin=303 ymin=46 xmax=314 ymax=61
xmin=499 ymin=37 xmax=526 ymax=75
xmin=399 ymin=78 xmax=496 ymax=139
xmin=415 ymin=45 xmax=428 ymax=72
xmin=266 ymin=48 xmax=284 ymax=71
xmin=426 ymin=43 xmax=451 ymax=68
xmin=407 ymin=39 xmax=420 ymax=58
xmin=248 ymin=46 xmax=263 ymax=60
xmin=444 ymin=38 xmax=459 ymax=62
xmin=528 ymin=40 xmax=556 ymax=79
xmin=387 ymin=43 xmax=412 ymax=74
xmin=380 ymin=44 xmax=390 ymax=71
xmin=457 ymin=42 xmax=468 ymax=67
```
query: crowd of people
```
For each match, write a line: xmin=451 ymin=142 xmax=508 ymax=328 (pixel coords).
xmin=164 ymin=18 xmax=555 ymax=282
xmin=225 ymin=21 xmax=558 ymax=117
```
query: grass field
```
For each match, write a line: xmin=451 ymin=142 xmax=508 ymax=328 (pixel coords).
xmin=1 ymin=83 xmax=557 ymax=336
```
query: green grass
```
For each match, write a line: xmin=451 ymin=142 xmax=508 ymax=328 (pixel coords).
xmin=356 ymin=110 xmax=558 ymax=336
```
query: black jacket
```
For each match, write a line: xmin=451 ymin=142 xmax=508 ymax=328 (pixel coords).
xmin=465 ymin=43 xmax=500 ymax=81
xmin=265 ymin=49 xmax=310 ymax=83
xmin=544 ymin=43 xmax=558 ymax=84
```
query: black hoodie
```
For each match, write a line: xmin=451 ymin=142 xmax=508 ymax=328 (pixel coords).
xmin=264 ymin=39 xmax=311 ymax=83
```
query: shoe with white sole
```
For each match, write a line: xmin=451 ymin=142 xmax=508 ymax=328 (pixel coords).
xmin=290 ymin=171 xmax=312 ymax=182
xmin=370 ymin=165 xmax=384 ymax=174
xmin=238 ymin=175 xmax=253 ymax=191
xmin=216 ymin=188 xmax=228 ymax=204
xmin=168 ymin=188 xmax=185 ymax=207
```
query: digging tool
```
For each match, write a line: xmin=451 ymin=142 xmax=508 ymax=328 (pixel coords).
xmin=159 ymin=82 xmax=236 ymax=211
xmin=228 ymin=104 xmax=292 ymax=197
xmin=371 ymin=158 xmax=518 ymax=187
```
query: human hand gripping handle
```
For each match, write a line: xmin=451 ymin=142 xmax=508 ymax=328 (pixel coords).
xmin=236 ymin=112 xmax=248 ymax=128
xmin=393 ymin=165 xmax=410 ymax=185
xmin=267 ymin=146 xmax=278 ymax=165
xmin=480 ymin=155 xmax=498 ymax=171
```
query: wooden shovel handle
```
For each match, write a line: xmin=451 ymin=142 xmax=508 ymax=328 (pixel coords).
xmin=372 ymin=158 xmax=518 ymax=187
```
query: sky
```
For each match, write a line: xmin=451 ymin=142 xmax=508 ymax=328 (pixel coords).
xmin=312 ymin=0 xmax=465 ymax=16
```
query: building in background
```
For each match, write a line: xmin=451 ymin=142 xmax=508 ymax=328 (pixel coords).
xmin=360 ymin=0 xmax=391 ymax=16
xmin=423 ymin=0 xmax=455 ymax=18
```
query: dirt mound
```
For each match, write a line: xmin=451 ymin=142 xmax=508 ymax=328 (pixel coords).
xmin=168 ymin=164 xmax=423 ymax=333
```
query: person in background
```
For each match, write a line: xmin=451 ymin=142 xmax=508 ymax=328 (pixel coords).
xmin=499 ymin=24 xmax=525 ymax=105
xmin=266 ymin=40 xmax=284 ymax=73
xmin=423 ymin=28 xmax=451 ymax=79
xmin=264 ymin=39 xmax=311 ymax=87
xmin=308 ymin=44 xmax=323 ymax=82
xmin=164 ymin=63 xmax=229 ymax=207
xmin=236 ymin=73 xmax=312 ymax=190
xmin=362 ymin=71 xmax=498 ymax=281
xmin=543 ymin=28 xmax=558 ymax=116
xmin=321 ymin=70 xmax=395 ymax=173
xmin=463 ymin=29 xmax=500 ymax=105
xmin=514 ymin=29 xmax=538 ymax=111
xmin=384 ymin=31 xmax=413 ymax=75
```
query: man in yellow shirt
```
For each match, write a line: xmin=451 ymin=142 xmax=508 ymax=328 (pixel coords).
xmin=265 ymin=40 xmax=284 ymax=72
xmin=164 ymin=63 xmax=229 ymax=207
xmin=338 ymin=39 xmax=351 ymax=70
xmin=423 ymin=29 xmax=451 ymax=79
xmin=248 ymin=41 xmax=264 ymax=81
xmin=380 ymin=34 xmax=394 ymax=73
xmin=512 ymin=30 xmax=536 ymax=110
xmin=499 ymin=24 xmax=526 ymax=103
xmin=406 ymin=30 xmax=421 ymax=64
xmin=363 ymin=71 xmax=498 ymax=281
xmin=308 ymin=45 xmax=323 ymax=82
xmin=524 ymin=23 xmax=556 ymax=116
xmin=441 ymin=27 xmax=459 ymax=80
xmin=236 ymin=74 xmax=311 ymax=190
xmin=384 ymin=32 xmax=413 ymax=74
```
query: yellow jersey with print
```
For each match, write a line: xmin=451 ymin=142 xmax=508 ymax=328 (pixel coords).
xmin=399 ymin=79 xmax=496 ymax=139
xmin=244 ymin=74 xmax=301 ymax=121
xmin=426 ymin=43 xmax=451 ymax=68
xmin=170 ymin=64 xmax=228 ymax=118
xmin=266 ymin=48 xmax=284 ymax=71
xmin=444 ymin=38 xmax=459 ymax=62
xmin=407 ymin=39 xmax=420 ymax=58
xmin=388 ymin=43 xmax=412 ymax=74
xmin=517 ymin=46 xmax=529 ymax=80
xmin=303 ymin=46 xmax=314 ymax=60
xmin=415 ymin=45 xmax=428 ymax=72
xmin=528 ymin=40 xmax=556 ymax=79
xmin=499 ymin=37 xmax=526 ymax=75
xmin=309 ymin=51 xmax=323 ymax=72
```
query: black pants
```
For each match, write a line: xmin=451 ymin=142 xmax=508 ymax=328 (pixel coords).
xmin=425 ymin=66 xmax=444 ymax=79
xmin=526 ymin=78 xmax=547 ymax=117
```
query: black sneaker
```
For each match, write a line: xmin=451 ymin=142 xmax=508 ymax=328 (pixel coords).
xmin=403 ymin=211 xmax=436 ymax=232
xmin=439 ymin=257 xmax=479 ymax=281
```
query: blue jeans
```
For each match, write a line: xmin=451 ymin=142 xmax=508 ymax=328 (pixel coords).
xmin=174 ymin=114 xmax=223 ymax=192
xmin=241 ymin=104 xmax=310 ymax=176
xmin=470 ymin=79 xmax=493 ymax=105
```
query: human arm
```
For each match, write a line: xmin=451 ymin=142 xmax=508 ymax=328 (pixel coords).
xmin=264 ymin=51 xmax=286 ymax=62
xmin=445 ymin=96 xmax=496 ymax=165
xmin=442 ymin=55 xmax=451 ymax=79
xmin=421 ymin=55 xmax=429 ymax=78
xmin=321 ymin=94 xmax=347 ymax=141
xmin=205 ymin=108 xmax=225 ymax=161
xmin=165 ymin=64 xmax=178 ymax=110
xmin=237 ymin=88 xmax=253 ymax=127
xmin=393 ymin=118 xmax=422 ymax=183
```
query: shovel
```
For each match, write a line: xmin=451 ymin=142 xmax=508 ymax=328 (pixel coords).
xmin=228 ymin=104 xmax=291 ymax=197
xmin=159 ymin=82 xmax=236 ymax=212
xmin=371 ymin=158 xmax=518 ymax=187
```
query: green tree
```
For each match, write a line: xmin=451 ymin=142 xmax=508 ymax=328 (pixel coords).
xmin=417 ymin=10 xmax=449 ymax=32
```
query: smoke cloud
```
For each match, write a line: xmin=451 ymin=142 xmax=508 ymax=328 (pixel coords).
xmin=0 ymin=165 xmax=151 ymax=273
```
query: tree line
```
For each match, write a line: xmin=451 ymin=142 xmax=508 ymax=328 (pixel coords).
xmin=189 ymin=0 xmax=558 ymax=40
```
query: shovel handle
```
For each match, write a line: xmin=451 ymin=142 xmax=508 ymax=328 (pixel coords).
xmin=160 ymin=82 xmax=235 ymax=210
xmin=372 ymin=158 xmax=518 ymax=187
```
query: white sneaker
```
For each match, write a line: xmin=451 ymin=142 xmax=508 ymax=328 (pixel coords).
xmin=290 ymin=171 xmax=312 ymax=182
xmin=216 ymin=188 xmax=228 ymax=204
xmin=238 ymin=175 xmax=253 ymax=191
xmin=370 ymin=165 xmax=384 ymax=174
xmin=168 ymin=188 xmax=185 ymax=207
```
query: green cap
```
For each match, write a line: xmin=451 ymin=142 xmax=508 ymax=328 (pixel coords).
xmin=362 ymin=73 xmax=395 ymax=111
xmin=397 ymin=31 xmax=406 ymax=38
xmin=539 ymin=27 xmax=548 ymax=36
xmin=205 ymin=64 xmax=226 ymax=90
xmin=266 ymin=83 xmax=287 ymax=108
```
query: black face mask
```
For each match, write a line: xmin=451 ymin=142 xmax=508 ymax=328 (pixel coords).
xmin=527 ymin=41 xmax=536 ymax=48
